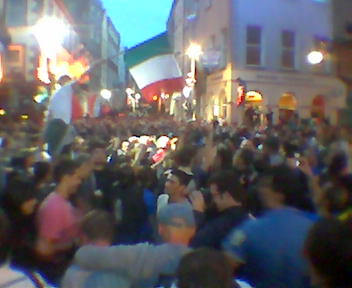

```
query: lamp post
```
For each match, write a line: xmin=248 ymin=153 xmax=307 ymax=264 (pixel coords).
xmin=185 ymin=43 xmax=202 ymax=119
xmin=186 ymin=43 xmax=202 ymax=83
xmin=33 ymin=17 xmax=68 ymax=92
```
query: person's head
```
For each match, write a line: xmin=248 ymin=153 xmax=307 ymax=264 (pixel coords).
xmin=328 ymin=152 xmax=348 ymax=177
xmin=89 ymin=141 xmax=107 ymax=168
xmin=57 ymin=75 xmax=72 ymax=86
xmin=33 ymin=161 xmax=52 ymax=185
xmin=177 ymin=248 xmax=233 ymax=288
xmin=53 ymin=159 xmax=82 ymax=197
xmin=263 ymin=136 xmax=280 ymax=155
xmin=75 ymin=154 xmax=94 ymax=180
xmin=209 ymin=170 xmax=244 ymax=211
xmin=172 ymin=147 xmax=196 ymax=167
xmin=233 ymin=148 xmax=255 ymax=172
xmin=315 ymin=181 xmax=350 ymax=217
xmin=136 ymin=166 xmax=157 ymax=190
xmin=157 ymin=203 xmax=196 ymax=245
xmin=80 ymin=210 xmax=115 ymax=246
xmin=164 ymin=169 xmax=192 ymax=201
xmin=258 ymin=165 xmax=306 ymax=209
xmin=304 ymin=218 xmax=352 ymax=288
xmin=4 ymin=179 xmax=38 ymax=216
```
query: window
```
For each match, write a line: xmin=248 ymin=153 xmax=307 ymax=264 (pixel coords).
xmin=7 ymin=45 xmax=25 ymax=72
xmin=6 ymin=0 xmax=26 ymax=27
xmin=281 ymin=31 xmax=295 ymax=69
xmin=246 ymin=26 xmax=262 ymax=66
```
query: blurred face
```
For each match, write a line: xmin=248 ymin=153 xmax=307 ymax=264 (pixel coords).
xmin=62 ymin=170 xmax=82 ymax=195
xmin=76 ymin=160 xmax=94 ymax=179
xmin=210 ymin=183 xmax=229 ymax=211
xmin=165 ymin=174 xmax=183 ymax=198
xmin=258 ymin=178 xmax=283 ymax=209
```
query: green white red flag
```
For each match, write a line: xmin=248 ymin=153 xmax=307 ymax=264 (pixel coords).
xmin=125 ymin=33 xmax=184 ymax=102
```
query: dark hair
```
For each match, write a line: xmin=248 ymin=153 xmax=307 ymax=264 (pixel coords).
xmin=53 ymin=159 xmax=80 ymax=183
xmin=81 ymin=210 xmax=115 ymax=243
xmin=3 ymin=179 xmax=37 ymax=208
xmin=172 ymin=147 xmax=196 ymax=167
xmin=269 ymin=165 xmax=310 ymax=208
xmin=136 ymin=166 xmax=157 ymax=190
xmin=171 ymin=169 xmax=192 ymax=187
xmin=264 ymin=136 xmax=280 ymax=153
xmin=238 ymin=148 xmax=255 ymax=167
xmin=209 ymin=170 xmax=244 ymax=202
xmin=33 ymin=161 xmax=52 ymax=183
xmin=328 ymin=152 xmax=348 ymax=177
xmin=305 ymin=219 xmax=352 ymax=288
xmin=177 ymin=248 xmax=233 ymax=288
xmin=322 ymin=182 xmax=350 ymax=215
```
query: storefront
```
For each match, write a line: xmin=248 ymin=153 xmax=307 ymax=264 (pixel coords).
xmin=311 ymin=95 xmax=326 ymax=120
xmin=205 ymin=64 xmax=233 ymax=123
xmin=232 ymin=69 xmax=346 ymax=124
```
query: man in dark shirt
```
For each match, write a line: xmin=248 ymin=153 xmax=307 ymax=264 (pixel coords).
xmin=191 ymin=170 xmax=248 ymax=249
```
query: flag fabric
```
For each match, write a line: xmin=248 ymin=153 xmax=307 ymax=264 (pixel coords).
xmin=125 ymin=33 xmax=184 ymax=102
xmin=48 ymin=82 xmax=84 ymax=124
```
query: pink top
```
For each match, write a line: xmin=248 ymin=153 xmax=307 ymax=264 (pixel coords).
xmin=37 ymin=192 xmax=79 ymax=244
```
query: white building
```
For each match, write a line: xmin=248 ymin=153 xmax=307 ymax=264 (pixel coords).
xmin=168 ymin=0 xmax=346 ymax=124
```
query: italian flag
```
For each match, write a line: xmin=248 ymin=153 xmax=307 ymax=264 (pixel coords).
xmin=125 ymin=33 xmax=184 ymax=102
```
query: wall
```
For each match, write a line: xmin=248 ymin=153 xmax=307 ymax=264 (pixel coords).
xmin=232 ymin=0 xmax=333 ymax=73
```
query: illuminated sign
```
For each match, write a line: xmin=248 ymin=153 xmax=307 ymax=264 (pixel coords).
xmin=245 ymin=91 xmax=263 ymax=102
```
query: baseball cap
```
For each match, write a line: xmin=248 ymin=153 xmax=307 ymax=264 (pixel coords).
xmin=158 ymin=203 xmax=195 ymax=228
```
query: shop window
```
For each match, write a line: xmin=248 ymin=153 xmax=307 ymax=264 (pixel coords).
xmin=281 ymin=31 xmax=295 ymax=69
xmin=7 ymin=45 xmax=25 ymax=72
xmin=246 ymin=26 xmax=262 ymax=66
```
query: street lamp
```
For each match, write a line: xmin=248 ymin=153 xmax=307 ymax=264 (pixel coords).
xmin=186 ymin=43 xmax=202 ymax=81
xmin=307 ymin=50 xmax=324 ymax=65
xmin=185 ymin=43 xmax=202 ymax=120
xmin=100 ymin=89 xmax=112 ymax=101
xmin=33 ymin=17 xmax=68 ymax=59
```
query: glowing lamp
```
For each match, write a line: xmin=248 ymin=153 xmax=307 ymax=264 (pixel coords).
xmin=33 ymin=17 xmax=68 ymax=59
xmin=0 ymin=109 xmax=6 ymax=116
xmin=186 ymin=43 xmax=203 ymax=60
xmin=152 ymin=95 xmax=158 ymax=101
xmin=100 ymin=89 xmax=112 ymax=100
xmin=307 ymin=51 xmax=324 ymax=65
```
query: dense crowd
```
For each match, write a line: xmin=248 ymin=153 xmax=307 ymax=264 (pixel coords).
xmin=0 ymin=113 xmax=351 ymax=288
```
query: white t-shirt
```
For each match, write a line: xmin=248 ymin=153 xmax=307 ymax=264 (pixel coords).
xmin=0 ymin=265 xmax=36 ymax=288
xmin=48 ymin=83 xmax=73 ymax=124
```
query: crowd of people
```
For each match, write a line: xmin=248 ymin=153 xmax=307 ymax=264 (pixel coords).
xmin=0 ymin=112 xmax=351 ymax=288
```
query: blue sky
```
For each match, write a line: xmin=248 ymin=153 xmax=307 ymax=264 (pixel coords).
xmin=101 ymin=0 xmax=174 ymax=48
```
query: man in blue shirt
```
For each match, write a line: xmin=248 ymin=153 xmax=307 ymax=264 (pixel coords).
xmin=223 ymin=165 xmax=313 ymax=288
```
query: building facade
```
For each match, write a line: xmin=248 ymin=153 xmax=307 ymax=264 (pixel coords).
xmin=332 ymin=0 xmax=352 ymax=125
xmin=1 ymin=0 xmax=87 ymax=114
xmin=168 ymin=0 xmax=346 ymax=124
xmin=64 ymin=0 xmax=124 ymax=106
